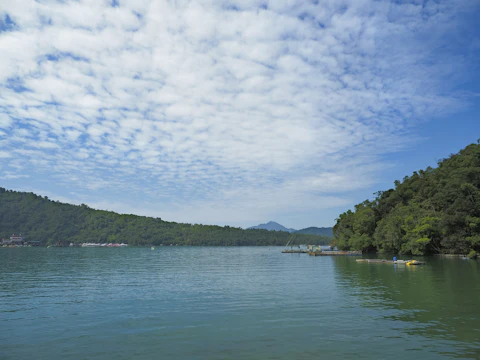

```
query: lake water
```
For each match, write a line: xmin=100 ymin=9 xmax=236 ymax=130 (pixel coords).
xmin=1 ymin=247 xmax=479 ymax=359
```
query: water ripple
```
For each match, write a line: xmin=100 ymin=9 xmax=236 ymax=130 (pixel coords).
xmin=1 ymin=247 xmax=479 ymax=360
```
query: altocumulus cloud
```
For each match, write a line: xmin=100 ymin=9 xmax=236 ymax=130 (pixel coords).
xmin=0 ymin=0 xmax=478 ymax=227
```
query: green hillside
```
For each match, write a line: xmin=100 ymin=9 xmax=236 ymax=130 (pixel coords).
xmin=333 ymin=141 xmax=480 ymax=256
xmin=0 ymin=188 xmax=331 ymax=246
xmin=295 ymin=227 xmax=333 ymax=237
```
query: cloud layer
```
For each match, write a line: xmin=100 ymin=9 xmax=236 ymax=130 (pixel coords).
xmin=0 ymin=0 xmax=478 ymax=227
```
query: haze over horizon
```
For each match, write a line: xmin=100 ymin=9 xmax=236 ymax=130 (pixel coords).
xmin=1 ymin=0 xmax=479 ymax=229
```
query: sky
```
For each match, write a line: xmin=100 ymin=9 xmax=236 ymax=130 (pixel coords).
xmin=0 ymin=0 xmax=479 ymax=230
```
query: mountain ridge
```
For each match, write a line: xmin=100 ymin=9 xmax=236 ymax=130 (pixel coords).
xmin=0 ymin=188 xmax=333 ymax=246
xmin=247 ymin=221 xmax=296 ymax=232
xmin=248 ymin=221 xmax=333 ymax=237
xmin=295 ymin=227 xmax=334 ymax=237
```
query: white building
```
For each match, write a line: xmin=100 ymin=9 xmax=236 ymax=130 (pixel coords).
xmin=8 ymin=234 xmax=24 ymax=244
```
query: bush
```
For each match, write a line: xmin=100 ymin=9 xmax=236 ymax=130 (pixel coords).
xmin=467 ymin=250 xmax=478 ymax=259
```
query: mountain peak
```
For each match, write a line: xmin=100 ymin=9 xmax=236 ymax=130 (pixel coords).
xmin=247 ymin=221 xmax=296 ymax=233
xmin=247 ymin=222 xmax=334 ymax=237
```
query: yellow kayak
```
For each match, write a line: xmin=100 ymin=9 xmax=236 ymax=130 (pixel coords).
xmin=406 ymin=260 xmax=422 ymax=266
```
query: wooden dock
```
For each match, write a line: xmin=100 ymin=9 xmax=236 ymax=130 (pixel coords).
xmin=281 ymin=250 xmax=307 ymax=254
xmin=308 ymin=251 xmax=362 ymax=256
xmin=356 ymin=259 xmax=425 ymax=265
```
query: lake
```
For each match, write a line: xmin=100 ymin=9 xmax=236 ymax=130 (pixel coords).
xmin=1 ymin=247 xmax=479 ymax=359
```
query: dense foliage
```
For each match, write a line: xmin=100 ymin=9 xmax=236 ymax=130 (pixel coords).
xmin=333 ymin=142 xmax=480 ymax=255
xmin=0 ymin=189 xmax=331 ymax=246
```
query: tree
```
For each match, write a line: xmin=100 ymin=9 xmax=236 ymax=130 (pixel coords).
xmin=333 ymin=141 xmax=480 ymax=255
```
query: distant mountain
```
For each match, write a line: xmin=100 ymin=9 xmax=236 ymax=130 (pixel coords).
xmin=247 ymin=221 xmax=296 ymax=232
xmin=0 ymin=188 xmax=333 ymax=246
xmin=295 ymin=227 xmax=333 ymax=237
xmin=247 ymin=222 xmax=333 ymax=237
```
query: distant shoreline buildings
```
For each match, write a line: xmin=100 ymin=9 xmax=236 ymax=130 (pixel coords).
xmin=0 ymin=234 xmax=41 ymax=246
xmin=0 ymin=234 xmax=129 ymax=247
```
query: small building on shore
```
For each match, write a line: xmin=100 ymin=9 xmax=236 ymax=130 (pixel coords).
xmin=1 ymin=234 xmax=25 ymax=245
xmin=10 ymin=234 xmax=24 ymax=243
xmin=26 ymin=241 xmax=41 ymax=246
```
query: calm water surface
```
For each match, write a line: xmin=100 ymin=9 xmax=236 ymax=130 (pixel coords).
xmin=1 ymin=247 xmax=479 ymax=359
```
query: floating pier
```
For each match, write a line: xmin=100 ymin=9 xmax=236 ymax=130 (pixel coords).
xmin=356 ymin=259 xmax=425 ymax=265
xmin=308 ymin=251 xmax=362 ymax=256
xmin=282 ymin=249 xmax=363 ymax=256
xmin=281 ymin=249 xmax=307 ymax=253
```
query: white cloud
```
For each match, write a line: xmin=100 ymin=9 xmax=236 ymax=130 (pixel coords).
xmin=0 ymin=150 xmax=11 ymax=158
xmin=0 ymin=114 xmax=12 ymax=128
xmin=0 ymin=0 xmax=477 ymax=227
xmin=0 ymin=172 xmax=28 ymax=180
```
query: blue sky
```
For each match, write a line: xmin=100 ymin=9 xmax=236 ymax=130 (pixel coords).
xmin=0 ymin=0 xmax=479 ymax=230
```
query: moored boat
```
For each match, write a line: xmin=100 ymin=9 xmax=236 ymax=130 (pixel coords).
xmin=81 ymin=243 xmax=101 ymax=247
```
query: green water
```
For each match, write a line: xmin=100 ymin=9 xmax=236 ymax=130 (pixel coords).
xmin=1 ymin=247 xmax=479 ymax=359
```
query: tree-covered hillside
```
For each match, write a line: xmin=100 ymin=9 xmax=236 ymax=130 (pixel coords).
xmin=0 ymin=188 xmax=331 ymax=246
xmin=333 ymin=141 xmax=480 ymax=256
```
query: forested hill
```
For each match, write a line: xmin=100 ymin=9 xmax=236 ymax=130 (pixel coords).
xmin=333 ymin=141 xmax=480 ymax=256
xmin=248 ymin=222 xmax=334 ymax=237
xmin=295 ymin=227 xmax=333 ymax=237
xmin=0 ymin=188 xmax=331 ymax=246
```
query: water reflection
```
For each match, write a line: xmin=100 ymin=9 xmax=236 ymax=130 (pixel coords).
xmin=332 ymin=256 xmax=480 ymax=358
xmin=1 ymin=248 xmax=479 ymax=360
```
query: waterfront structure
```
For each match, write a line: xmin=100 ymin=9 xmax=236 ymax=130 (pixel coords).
xmin=81 ymin=243 xmax=129 ymax=247
xmin=0 ymin=234 xmax=25 ymax=245
xmin=10 ymin=234 xmax=24 ymax=244
xmin=26 ymin=241 xmax=41 ymax=246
